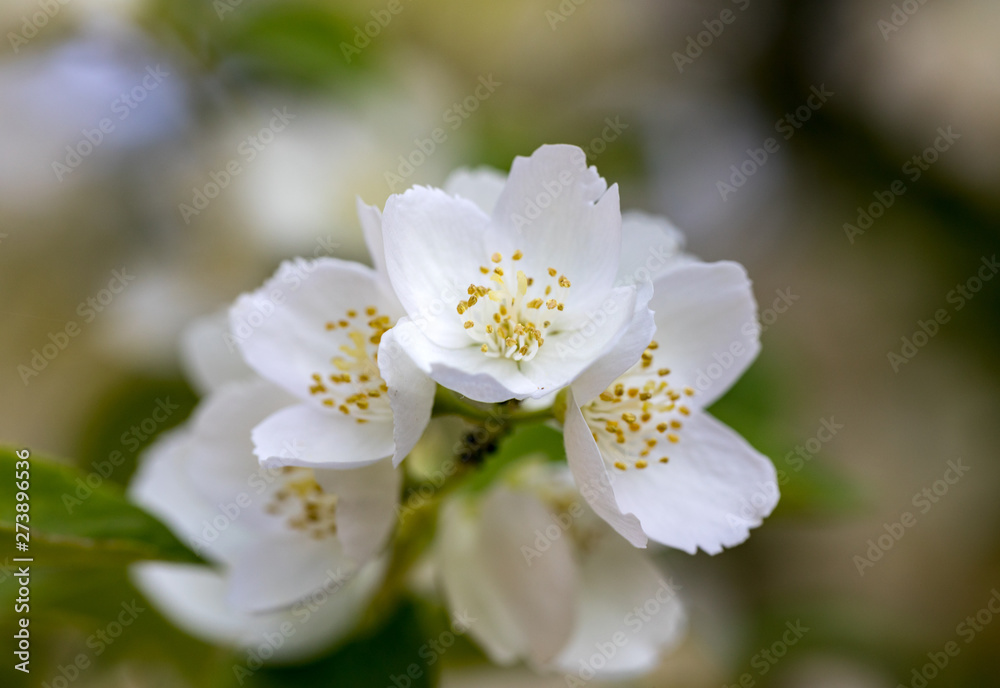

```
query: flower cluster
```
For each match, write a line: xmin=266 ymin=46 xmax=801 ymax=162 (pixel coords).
xmin=131 ymin=145 xmax=778 ymax=676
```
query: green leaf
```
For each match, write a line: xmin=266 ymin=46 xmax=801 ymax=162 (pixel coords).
xmin=0 ymin=447 xmax=204 ymax=566
xmin=74 ymin=374 xmax=198 ymax=487
xmin=216 ymin=5 xmax=364 ymax=87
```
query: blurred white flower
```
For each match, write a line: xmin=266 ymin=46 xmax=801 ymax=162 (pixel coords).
xmin=130 ymin=379 xmax=398 ymax=657
xmin=379 ymin=144 xmax=654 ymax=403
xmin=436 ymin=461 xmax=685 ymax=678
xmin=564 ymin=260 xmax=779 ymax=553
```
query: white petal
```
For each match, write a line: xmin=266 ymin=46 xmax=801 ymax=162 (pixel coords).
xmin=443 ymin=167 xmax=507 ymax=214
xmin=313 ymin=460 xmax=400 ymax=565
xmin=617 ymin=211 xmax=689 ymax=292
xmin=253 ymin=403 xmax=395 ymax=469
xmin=179 ymin=380 xmax=298 ymax=531
xmin=647 ymin=261 xmax=760 ymax=408
xmin=478 ymin=487 xmax=578 ymax=666
xmin=612 ymin=412 xmax=779 ymax=554
xmin=229 ymin=257 xmax=401 ymax=404
xmin=569 ymin=312 xmax=656 ymax=406
xmin=132 ymin=558 xmax=384 ymax=662
xmin=356 ymin=196 xmax=387 ymax=278
xmin=436 ymin=497 xmax=523 ymax=665
xmin=437 ymin=491 xmax=577 ymax=666
xmin=377 ymin=326 xmax=437 ymax=466
xmin=552 ymin=534 xmax=686 ymax=677
xmin=382 ymin=187 xmax=491 ymax=347
xmin=562 ymin=391 xmax=647 ymax=548
xmin=389 ymin=318 xmax=539 ymax=402
xmin=180 ymin=310 xmax=254 ymax=395
xmin=521 ymin=286 xmax=640 ymax=398
xmin=227 ymin=534 xmax=356 ymax=613
xmin=129 ymin=428 xmax=239 ymax=562
xmin=132 ymin=563 xmax=258 ymax=646
xmin=491 ymin=144 xmax=621 ymax=313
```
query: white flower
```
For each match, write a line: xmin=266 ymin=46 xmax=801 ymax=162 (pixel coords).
xmin=130 ymin=378 xmax=399 ymax=659
xmin=435 ymin=461 xmax=685 ymax=678
xmin=377 ymin=144 xmax=655 ymax=403
xmin=564 ymin=260 xmax=780 ymax=553
xmin=229 ymin=202 xmax=436 ymax=468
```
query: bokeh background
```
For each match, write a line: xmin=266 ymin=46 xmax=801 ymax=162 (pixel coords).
xmin=3 ymin=0 xmax=1000 ymax=686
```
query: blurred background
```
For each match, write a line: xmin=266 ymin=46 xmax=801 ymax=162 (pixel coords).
xmin=2 ymin=0 xmax=1000 ymax=686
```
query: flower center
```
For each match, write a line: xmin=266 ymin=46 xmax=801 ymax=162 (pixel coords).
xmin=582 ymin=341 xmax=695 ymax=471
xmin=455 ymin=250 xmax=571 ymax=362
xmin=308 ymin=305 xmax=391 ymax=423
xmin=265 ymin=466 xmax=339 ymax=539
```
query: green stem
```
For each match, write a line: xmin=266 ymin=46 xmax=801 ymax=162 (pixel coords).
xmin=431 ymin=385 xmax=555 ymax=425
xmin=431 ymin=386 xmax=493 ymax=422
xmin=361 ymin=386 xmax=559 ymax=629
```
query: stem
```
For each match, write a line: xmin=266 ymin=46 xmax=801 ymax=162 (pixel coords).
xmin=431 ymin=386 xmax=493 ymax=422
xmin=361 ymin=386 xmax=558 ymax=628
xmin=431 ymin=385 xmax=555 ymax=426
xmin=505 ymin=405 xmax=556 ymax=425
xmin=359 ymin=452 xmax=476 ymax=629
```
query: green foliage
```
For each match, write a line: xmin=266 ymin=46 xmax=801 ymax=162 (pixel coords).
xmin=0 ymin=447 xmax=204 ymax=567
xmin=74 ymin=375 xmax=198 ymax=487
xmin=145 ymin=0 xmax=369 ymax=89
xmin=217 ymin=5 xmax=363 ymax=86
